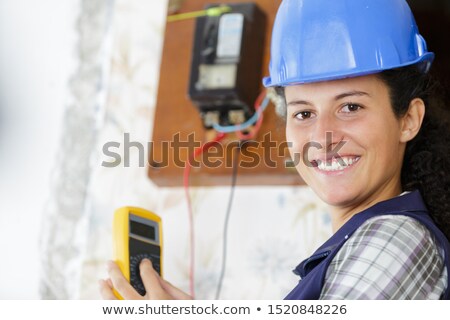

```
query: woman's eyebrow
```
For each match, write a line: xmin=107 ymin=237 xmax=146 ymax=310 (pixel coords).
xmin=287 ymin=90 xmax=371 ymax=107
xmin=287 ymin=99 xmax=313 ymax=107
xmin=334 ymin=90 xmax=370 ymax=100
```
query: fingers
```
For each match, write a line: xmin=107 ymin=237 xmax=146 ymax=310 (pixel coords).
xmin=139 ymin=259 xmax=171 ymax=299
xmin=98 ymin=279 xmax=117 ymax=300
xmin=140 ymin=259 xmax=192 ymax=300
xmin=107 ymin=260 xmax=142 ymax=300
xmin=100 ymin=259 xmax=192 ymax=300
xmin=159 ymin=278 xmax=193 ymax=300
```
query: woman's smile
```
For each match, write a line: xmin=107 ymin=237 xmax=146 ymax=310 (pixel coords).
xmin=312 ymin=155 xmax=361 ymax=175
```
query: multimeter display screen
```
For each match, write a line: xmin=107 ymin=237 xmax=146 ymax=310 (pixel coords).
xmin=130 ymin=220 xmax=156 ymax=241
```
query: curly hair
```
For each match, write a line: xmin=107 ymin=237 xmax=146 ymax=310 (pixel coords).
xmin=275 ymin=64 xmax=450 ymax=241
xmin=378 ymin=65 xmax=450 ymax=242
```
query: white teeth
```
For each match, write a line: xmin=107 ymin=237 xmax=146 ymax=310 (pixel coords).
xmin=316 ymin=157 xmax=360 ymax=172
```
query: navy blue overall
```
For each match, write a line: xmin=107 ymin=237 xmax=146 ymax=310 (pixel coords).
xmin=285 ymin=190 xmax=450 ymax=300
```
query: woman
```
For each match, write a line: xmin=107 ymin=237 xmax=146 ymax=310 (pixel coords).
xmin=100 ymin=0 xmax=450 ymax=299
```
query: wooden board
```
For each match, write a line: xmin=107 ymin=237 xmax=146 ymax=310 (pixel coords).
xmin=148 ymin=0 xmax=304 ymax=186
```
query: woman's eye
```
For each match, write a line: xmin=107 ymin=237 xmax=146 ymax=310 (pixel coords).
xmin=294 ymin=111 xmax=314 ymax=120
xmin=341 ymin=103 xmax=362 ymax=113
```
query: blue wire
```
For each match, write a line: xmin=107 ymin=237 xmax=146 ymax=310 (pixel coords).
xmin=212 ymin=96 xmax=270 ymax=133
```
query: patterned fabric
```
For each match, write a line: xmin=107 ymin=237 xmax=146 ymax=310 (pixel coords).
xmin=320 ymin=215 xmax=448 ymax=299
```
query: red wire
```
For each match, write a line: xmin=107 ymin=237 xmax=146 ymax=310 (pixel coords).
xmin=183 ymin=132 xmax=226 ymax=298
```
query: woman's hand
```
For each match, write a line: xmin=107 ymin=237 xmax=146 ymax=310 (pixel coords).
xmin=99 ymin=259 xmax=192 ymax=300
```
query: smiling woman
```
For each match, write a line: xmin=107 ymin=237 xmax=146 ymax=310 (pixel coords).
xmin=264 ymin=0 xmax=450 ymax=300
xmin=100 ymin=0 xmax=450 ymax=300
xmin=284 ymin=75 xmax=407 ymax=220
xmin=275 ymin=65 xmax=450 ymax=299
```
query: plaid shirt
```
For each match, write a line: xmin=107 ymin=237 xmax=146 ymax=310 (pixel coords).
xmin=320 ymin=215 xmax=448 ymax=299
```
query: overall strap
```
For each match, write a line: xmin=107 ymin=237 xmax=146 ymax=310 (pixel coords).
xmin=287 ymin=191 xmax=450 ymax=300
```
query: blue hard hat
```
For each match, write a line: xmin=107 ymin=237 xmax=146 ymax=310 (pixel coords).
xmin=263 ymin=0 xmax=435 ymax=87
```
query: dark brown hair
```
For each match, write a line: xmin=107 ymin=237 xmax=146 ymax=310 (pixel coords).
xmin=378 ymin=65 xmax=450 ymax=241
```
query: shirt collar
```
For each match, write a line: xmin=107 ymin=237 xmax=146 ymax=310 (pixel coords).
xmin=293 ymin=190 xmax=428 ymax=278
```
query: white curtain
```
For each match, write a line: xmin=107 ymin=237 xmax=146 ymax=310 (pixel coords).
xmin=39 ymin=0 xmax=115 ymax=299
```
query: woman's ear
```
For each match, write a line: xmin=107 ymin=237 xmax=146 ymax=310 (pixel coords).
xmin=400 ymin=98 xmax=426 ymax=143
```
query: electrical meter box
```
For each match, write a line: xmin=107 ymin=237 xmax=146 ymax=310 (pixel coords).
xmin=188 ymin=3 xmax=266 ymax=128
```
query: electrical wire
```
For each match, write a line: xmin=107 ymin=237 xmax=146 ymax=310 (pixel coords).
xmin=183 ymin=132 xmax=226 ymax=298
xmin=167 ymin=5 xmax=232 ymax=23
xmin=236 ymin=91 xmax=267 ymax=140
xmin=183 ymin=92 xmax=267 ymax=298
xmin=214 ymin=92 xmax=266 ymax=298
xmin=212 ymin=93 xmax=269 ymax=134
xmin=214 ymin=143 xmax=240 ymax=299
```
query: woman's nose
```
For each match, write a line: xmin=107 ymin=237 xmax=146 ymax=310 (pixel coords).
xmin=309 ymin=114 xmax=345 ymax=153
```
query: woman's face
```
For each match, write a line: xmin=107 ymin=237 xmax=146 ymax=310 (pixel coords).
xmin=285 ymin=74 xmax=406 ymax=210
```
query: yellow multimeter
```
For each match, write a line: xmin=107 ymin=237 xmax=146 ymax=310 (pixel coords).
xmin=113 ymin=207 xmax=163 ymax=298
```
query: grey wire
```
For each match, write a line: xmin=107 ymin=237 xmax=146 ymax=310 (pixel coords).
xmin=215 ymin=145 xmax=240 ymax=299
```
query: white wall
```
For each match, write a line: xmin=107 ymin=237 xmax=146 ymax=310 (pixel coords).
xmin=0 ymin=0 xmax=79 ymax=299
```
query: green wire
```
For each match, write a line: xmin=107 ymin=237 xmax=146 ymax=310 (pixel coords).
xmin=167 ymin=5 xmax=232 ymax=22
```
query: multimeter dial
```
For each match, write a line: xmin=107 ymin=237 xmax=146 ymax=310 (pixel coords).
xmin=129 ymin=253 xmax=161 ymax=296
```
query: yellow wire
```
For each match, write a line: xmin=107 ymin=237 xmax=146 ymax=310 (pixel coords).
xmin=167 ymin=5 xmax=232 ymax=23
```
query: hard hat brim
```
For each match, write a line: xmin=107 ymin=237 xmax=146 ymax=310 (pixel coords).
xmin=263 ymin=52 xmax=434 ymax=87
